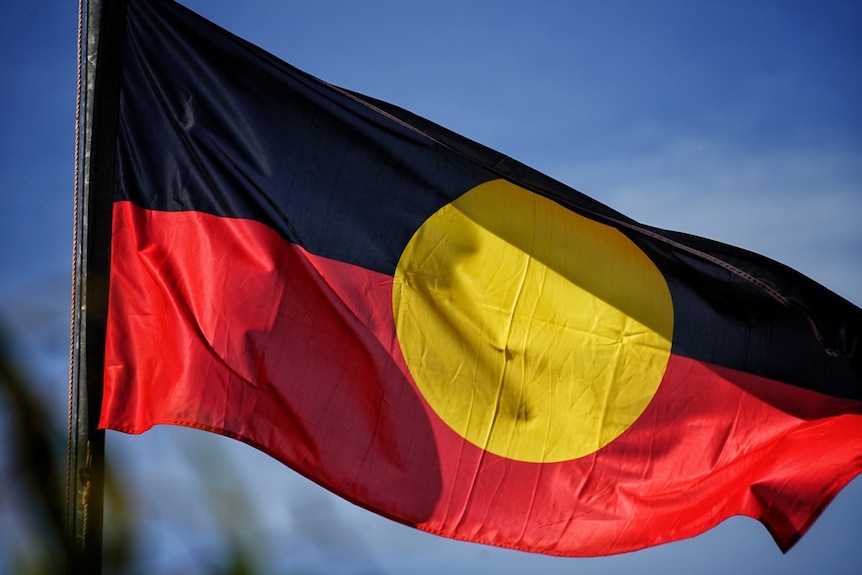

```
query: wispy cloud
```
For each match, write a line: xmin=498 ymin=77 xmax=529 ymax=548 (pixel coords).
xmin=557 ymin=139 xmax=862 ymax=304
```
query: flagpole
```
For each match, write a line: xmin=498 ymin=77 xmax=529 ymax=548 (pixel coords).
xmin=68 ymin=0 xmax=128 ymax=572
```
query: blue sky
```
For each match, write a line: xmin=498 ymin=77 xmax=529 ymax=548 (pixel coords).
xmin=1 ymin=1 xmax=860 ymax=573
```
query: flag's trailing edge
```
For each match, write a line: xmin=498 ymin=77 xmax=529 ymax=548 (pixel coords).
xmin=100 ymin=0 xmax=862 ymax=557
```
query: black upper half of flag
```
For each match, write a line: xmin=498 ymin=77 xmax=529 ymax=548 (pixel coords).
xmin=113 ymin=0 xmax=861 ymax=399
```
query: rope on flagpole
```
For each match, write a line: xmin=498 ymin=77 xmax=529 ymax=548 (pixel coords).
xmin=67 ymin=0 xmax=128 ymax=572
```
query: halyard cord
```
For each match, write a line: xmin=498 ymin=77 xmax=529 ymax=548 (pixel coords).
xmin=317 ymin=79 xmax=843 ymax=363
xmin=66 ymin=0 xmax=85 ymax=537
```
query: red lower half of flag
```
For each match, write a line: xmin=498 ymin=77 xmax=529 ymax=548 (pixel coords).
xmin=100 ymin=201 xmax=862 ymax=556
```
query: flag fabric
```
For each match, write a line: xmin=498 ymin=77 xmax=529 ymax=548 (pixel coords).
xmin=99 ymin=0 xmax=862 ymax=557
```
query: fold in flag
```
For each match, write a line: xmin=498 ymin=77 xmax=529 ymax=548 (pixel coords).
xmin=100 ymin=0 xmax=862 ymax=557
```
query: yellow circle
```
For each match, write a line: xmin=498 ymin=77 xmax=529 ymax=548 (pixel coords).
xmin=393 ymin=179 xmax=674 ymax=463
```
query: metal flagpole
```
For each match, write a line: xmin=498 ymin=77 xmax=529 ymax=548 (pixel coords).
xmin=67 ymin=0 xmax=128 ymax=572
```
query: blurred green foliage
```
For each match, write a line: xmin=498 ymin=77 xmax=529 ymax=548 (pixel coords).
xmin=0 ymin=318 xmax=268 ymax=574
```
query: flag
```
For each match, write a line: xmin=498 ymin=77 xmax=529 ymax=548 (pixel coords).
xmin=99 ymin=0 xmax=862 ymax=556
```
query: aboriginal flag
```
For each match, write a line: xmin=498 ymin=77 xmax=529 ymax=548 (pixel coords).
xmin=99 ymin=0 xmax=862 ymax=557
